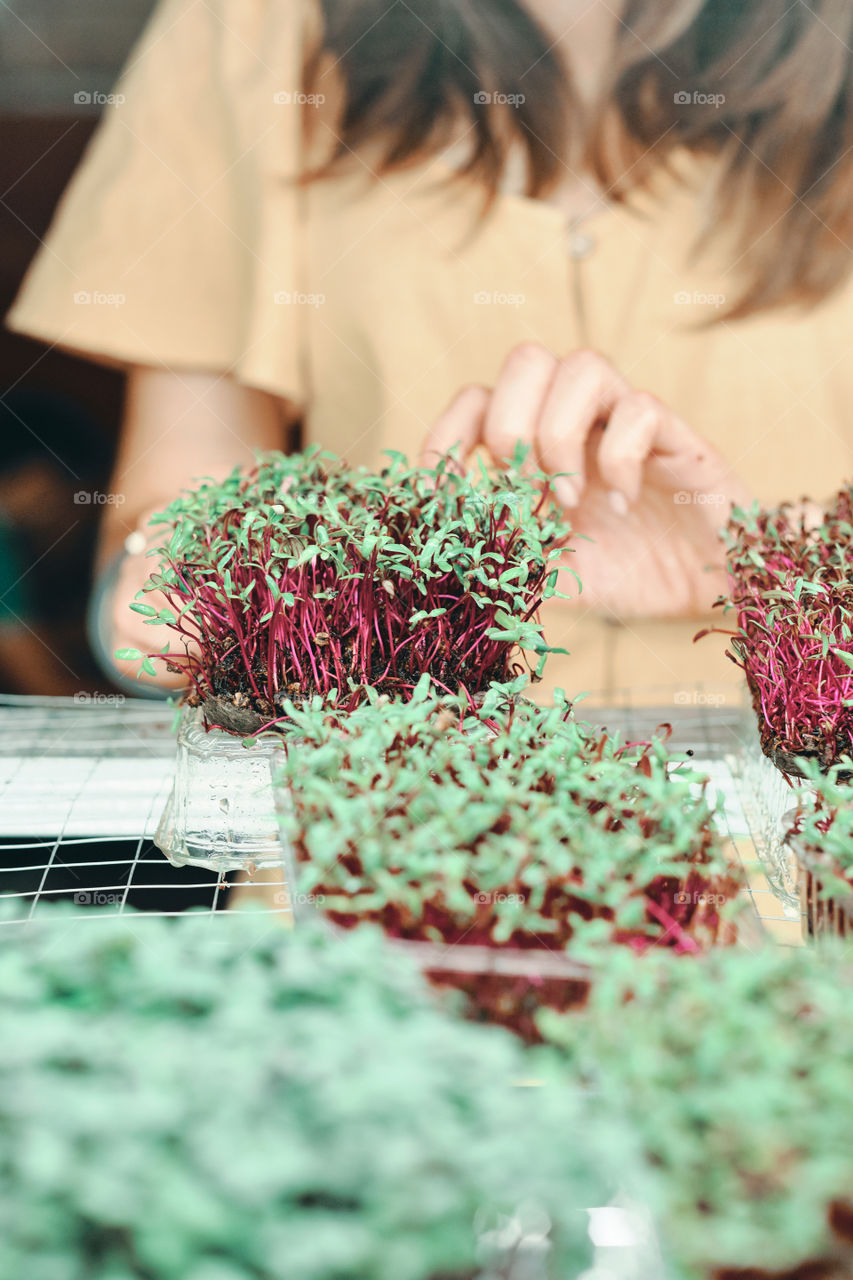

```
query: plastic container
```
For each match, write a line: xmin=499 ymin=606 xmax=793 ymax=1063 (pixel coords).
xmin=787 ymin=823 xmax=853 ymax=942
xmin=155 ymin=707 xmax=288 ymax=873
xmin=730 ymin=705 xmax=811 ymax=914
xmin=385 ymin=938 xmax=594 ymax=1042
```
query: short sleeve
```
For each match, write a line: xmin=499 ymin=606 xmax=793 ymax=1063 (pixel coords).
xmin=6 ymin=0 xmax=310 ymax=406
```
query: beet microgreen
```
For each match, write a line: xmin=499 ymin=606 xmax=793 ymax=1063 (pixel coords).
xmin=0 ymin=906 xmax=613 ymax=1280
xmin=543 ymin=945 xmax=853 ymax=1279
xmin=276 ymin=683 xmax=742 ymax=1038
xmin=124 ymin=447 xmax=574 ymax=734
xmin=707 ymin=489 xmax=853 ymax=774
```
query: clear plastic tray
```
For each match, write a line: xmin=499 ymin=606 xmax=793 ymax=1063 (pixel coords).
xmin=728 ymin=702 xmax=813 ymax=914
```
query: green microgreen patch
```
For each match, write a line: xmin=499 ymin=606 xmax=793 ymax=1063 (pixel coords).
xmin=276 ymin=683 xmax=742 ymax=1036
xmin=542 ymin=944 xmax=853 ymax=1279
xmin=0 ymin=906 xmax=616 ymax=1280
xmin=788 ymin=760 xmax=853 ymax=906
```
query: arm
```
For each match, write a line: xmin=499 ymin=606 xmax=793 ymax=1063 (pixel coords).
xmin=99 ymin=367 xmax=285 ymax=688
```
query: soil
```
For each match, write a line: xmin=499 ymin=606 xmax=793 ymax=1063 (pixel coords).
xmin=713 ymin=1201 xmax=853 ymax=1279
xmin=747 ymin=678 xmax=853 ymax=780
xmin=294 ymin=862 xmax=738 ymax=1042
xmin=716 ymin=1266 xmax=844 ymax=1280
xmin=188 ymin=635 xmax=514 ymax=735
xmin=793 ymin=854 xmax=852 ymax=941
xmin=425 ymin=968 xmax=591 ymax=1043
xmin=194 ymin=693 xmax=273 ymax=737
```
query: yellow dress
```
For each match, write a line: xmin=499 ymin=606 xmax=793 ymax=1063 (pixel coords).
xmin=7 ymin=0 xmax=853 ymax=700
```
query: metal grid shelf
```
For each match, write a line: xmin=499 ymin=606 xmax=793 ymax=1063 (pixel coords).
xmin=0 ymin=694 xmax=287 ymax=923
xmin=0 ymin=689 xmax=801 ymax=942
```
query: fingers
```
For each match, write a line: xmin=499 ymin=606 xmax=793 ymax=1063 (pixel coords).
xmin=422 ymin=343 xmax=560 ymax=474
xmin=423 ymin=347 xmax=624 ymax=487
xmin=599 ymin=390 xmax=753 ymax=519
xmin=645 ymin=420 xmax=753 ymax=521
xmin=423 ymin=350 xmax=752 ymax=530
xmin=482 ymin=343 xmax=558 ymax=470
xmin=420 ymin=385 xmax=490 ymax=469
xmin=597 ymin=392 xmax=680 ymax=509
xmin=536 ymin=350 xmax=629 ymax=508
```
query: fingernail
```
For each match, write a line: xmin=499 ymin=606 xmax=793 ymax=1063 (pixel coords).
xmin=555 ymin=478 xmax=581 ymax=509
xmin=609 ymin=489 xmax=629 ymax=517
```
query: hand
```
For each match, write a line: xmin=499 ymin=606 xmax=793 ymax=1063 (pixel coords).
xmin=111 ymin=509 xmax=187 ymax=688
xmin=421 ymin=346 xmax=752 ymax=618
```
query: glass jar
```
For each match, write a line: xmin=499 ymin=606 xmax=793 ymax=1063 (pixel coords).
xmin=155 ymin=707 xmax=288 ymax=874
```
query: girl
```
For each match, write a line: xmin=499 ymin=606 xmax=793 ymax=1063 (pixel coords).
xmin=8 ymin=0 xmax=853 ymax=697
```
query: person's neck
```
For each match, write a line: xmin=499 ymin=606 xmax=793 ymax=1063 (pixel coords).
xmin=520 ymin=0 xmax=622 ymax=108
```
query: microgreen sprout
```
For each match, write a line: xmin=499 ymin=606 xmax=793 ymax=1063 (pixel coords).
xmin=276 ymin=683 xmax=742 ymax=1038
xmin=543 ymin=944 xmax=853 ymax=1279
xmin=123 ymin=447 xmax=575 ymax=733
xmin=787 ymin=760 xmax=853 ymax=908
xmin=706 ymin=489 xmax=853 ymax=774
xmin=0 ymin=907 xmax=611 ymax=1279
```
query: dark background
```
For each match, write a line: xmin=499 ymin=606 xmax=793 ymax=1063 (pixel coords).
xmin=0 ymin=1 xmax=156 ymax=695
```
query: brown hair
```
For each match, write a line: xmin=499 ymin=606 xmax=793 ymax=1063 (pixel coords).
xmin=309 ymin=0 xmax=853 ymax=321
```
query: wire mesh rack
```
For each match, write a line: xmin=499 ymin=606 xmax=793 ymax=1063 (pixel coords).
xmin=0 ymin=687 xmax=803 ymax=944
xmin=0 ymin=694 xmax=289 ymax=925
